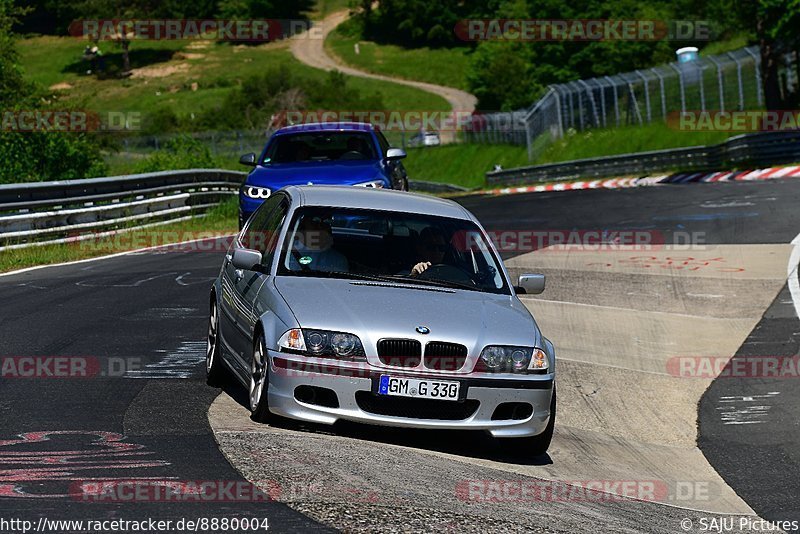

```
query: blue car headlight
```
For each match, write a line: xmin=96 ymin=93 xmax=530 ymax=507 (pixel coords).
xmin=242 ymin=185 xmax=271 ymax=199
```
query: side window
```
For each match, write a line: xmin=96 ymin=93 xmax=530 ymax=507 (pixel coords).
xmin=259 ymin=201 xmax=289 ymax=268
xmin=375 ymin=131 xmax=390 ymax=157
xmin=241 ymin=194 xmax=282 ymax=251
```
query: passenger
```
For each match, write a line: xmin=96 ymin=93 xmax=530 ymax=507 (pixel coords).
xmin=289 ymin=217 xmax=349 ymax=273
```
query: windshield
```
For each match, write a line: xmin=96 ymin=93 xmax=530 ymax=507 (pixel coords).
xmin=276 ymin=207 xmax=509 ymax=294
xmin=263 ymin=132 xmax=378 ymax=164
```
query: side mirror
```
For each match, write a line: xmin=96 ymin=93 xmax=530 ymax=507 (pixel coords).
xmin=231 ymin=247 xmax=263 ymax=271
xmin=516 ymin=273 xmax=545 ymax=295
xmin=386 ymin=148 xmax=407 ymax=161
xmin=239 ymin=152 xmax=257 ymax=166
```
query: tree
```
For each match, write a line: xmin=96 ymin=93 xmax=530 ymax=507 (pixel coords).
xmin=1 ymin=0 xmax=31 ymax=104
xmin=708 ymin=0 xmax=800 ymax=109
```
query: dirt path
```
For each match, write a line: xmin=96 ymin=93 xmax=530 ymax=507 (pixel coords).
xmin=290 ymin=10 xmax=477 ymax=143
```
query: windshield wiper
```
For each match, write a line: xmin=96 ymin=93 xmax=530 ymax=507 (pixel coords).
xmin=286 ymin=270 xmax=479 ymax=291
xmin=378 ymin=274 xmax=477 ymax=291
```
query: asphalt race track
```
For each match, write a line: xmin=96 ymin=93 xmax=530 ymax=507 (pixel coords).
xmin=1 ymin=179 xmax=799 ymax=532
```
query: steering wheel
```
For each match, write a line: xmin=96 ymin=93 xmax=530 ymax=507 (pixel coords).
xmin=416 ymin=264 xmax=476 ymax=286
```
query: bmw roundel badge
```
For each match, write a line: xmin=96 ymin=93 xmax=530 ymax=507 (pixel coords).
xmin=416 ymin=326 xmax=430 ymax=334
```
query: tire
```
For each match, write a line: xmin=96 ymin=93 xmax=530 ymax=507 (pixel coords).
xmin=249 ymin=334 xmax=274 ymax=423
xmin=509 ymin=387 xmax=556 ymax=457
xmin=206 ymin=299 xmax=227 ymax=386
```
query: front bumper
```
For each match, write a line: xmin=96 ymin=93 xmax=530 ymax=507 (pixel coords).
xmin=266 ymin=351 xmax=554 ymax=438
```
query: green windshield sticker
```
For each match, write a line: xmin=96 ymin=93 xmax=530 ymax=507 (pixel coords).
xmin=298 ymin=256 xmax=313 ymax=265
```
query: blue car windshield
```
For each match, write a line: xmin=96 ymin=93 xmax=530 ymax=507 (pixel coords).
xmin=263 ymin=132 xmax=378 ymax=164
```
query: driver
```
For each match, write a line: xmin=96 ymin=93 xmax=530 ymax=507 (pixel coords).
xmin=289 ymin=217 xmax=349 ymax=272
xmin=409 ymin=227 xmax=448 ymax=276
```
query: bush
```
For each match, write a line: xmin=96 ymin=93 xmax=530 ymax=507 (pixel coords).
xmin=0 ymin=131 xmax=108 ymax=183
xmin=133 ymin=135 xmax=219 ymax=173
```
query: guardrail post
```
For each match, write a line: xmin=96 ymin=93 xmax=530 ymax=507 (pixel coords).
xmin=605 ymin=76 xmax=620 ymax=127
xmin=728 ymin=52 xmax=745 ymax=110
xmin=670 ymin=64 xmax=687 ymax=112
xmin=650 ymin=68 xmax=667 ymax=120
xmin=635 ymin=71 xmax=652 ymax=123
xmin=578 ymin=80 xmax=600 ymax=128
xmin=698 ymin=64 xmax=707 ymax=111
xmin=627 ymin=82 xmax=644 ymax=125
xmin=707 ymin=56 xmax=725 ymax=111
xmin=744 ymin=47 xmax=763 ymax=106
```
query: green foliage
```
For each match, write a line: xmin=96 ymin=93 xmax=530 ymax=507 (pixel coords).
xmin=1 ymin=0 xmax=32 ymax=104
xmin=195 ymin=66 xmax=385 ymax=130
xmin=132 ymin=135 xmax=218 ymax=173
xmin=0 ymin=131 xmax=108 ymax=183
xmin=1 ymin=0 xmax=107 ymax=183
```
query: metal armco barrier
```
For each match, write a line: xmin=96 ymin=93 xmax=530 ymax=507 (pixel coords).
xmin=0 ymin=169 xmax=246 ymax=251
xmin=486 ymin=131 xmax=800 ymax=186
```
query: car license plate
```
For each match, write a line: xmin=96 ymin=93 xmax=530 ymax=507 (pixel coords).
xmin=378 ymin=375 xmax=460 ymax=401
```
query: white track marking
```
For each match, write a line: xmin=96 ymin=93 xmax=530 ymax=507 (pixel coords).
xmin=789 ymin=233 xmax=800 ymax=321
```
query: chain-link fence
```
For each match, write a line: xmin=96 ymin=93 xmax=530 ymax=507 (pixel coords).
xmin=114 ymin=130 xmax=273 ymax=163
xmin=464 ymin=46 xmax=800 ymax=161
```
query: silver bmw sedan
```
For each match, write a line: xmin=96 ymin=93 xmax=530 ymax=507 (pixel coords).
xmin=207 ymin=185 xmax=556 ymax=455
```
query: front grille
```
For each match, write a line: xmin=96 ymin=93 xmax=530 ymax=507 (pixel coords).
xmin=377 ymin=339 xmax=422 ymax=368
xmin=424 ymin=342 xmax=468 ymax=371
xmin=355 ymin=391 xmax=479 ymax=420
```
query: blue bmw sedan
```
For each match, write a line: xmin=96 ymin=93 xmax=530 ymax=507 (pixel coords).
xmin=237 ymin=122 xmax=409 ymax=227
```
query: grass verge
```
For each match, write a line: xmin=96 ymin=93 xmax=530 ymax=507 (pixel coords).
xmin=536 ymin=123 xmax=734 ymax=164
xmin=0 ymin=198 xmax=238 ymax=274
xmin=325 ymin=19 xmax=472 ymax=91
xmin=403 ymin=144 xmax=530 ymax=189
xmin=17 ymin=37 xmax=449 ymax=123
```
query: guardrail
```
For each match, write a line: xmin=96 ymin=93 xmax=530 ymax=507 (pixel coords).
xmin=486 ymin=131 xmax=800 ymax=186
xmin=0 ymin=169 xmax=245 ymax=251
xmin=0 ymin=169 xmax=468 ymax=252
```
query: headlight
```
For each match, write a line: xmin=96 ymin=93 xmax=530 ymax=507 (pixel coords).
xmin=242 ymin=185 xmax=271 ymax=199
xmin=354 ymin=179 xmax=385 ymax=188
xmin=477 ymin=346 xmax=548 ymax=373
xmin=278 ymin=329 xmax=365 ymax=360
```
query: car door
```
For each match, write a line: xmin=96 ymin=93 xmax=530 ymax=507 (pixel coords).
xmin=219 ymin=194 xmax=282 ymax=371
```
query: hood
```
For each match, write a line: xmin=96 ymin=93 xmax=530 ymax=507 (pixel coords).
xmin=247 ymin=161 xmax=383 ymax=187
xmin=273 ymin=277 xmax=541 ymax=355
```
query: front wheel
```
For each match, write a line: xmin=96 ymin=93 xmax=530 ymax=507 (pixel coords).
xmin=249 ymin=334 xmax=274 ymax=423
xmin=206 ymin=299 xmax=227 ymax=386
xmin=509 ymin=387 xmax=556 ymax=457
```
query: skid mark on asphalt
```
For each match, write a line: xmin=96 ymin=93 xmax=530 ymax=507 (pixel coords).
xmin=715 ymin=392 xmax=781 ymax=425
xmin=125 ymin=341 xmax=205 ymax=379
